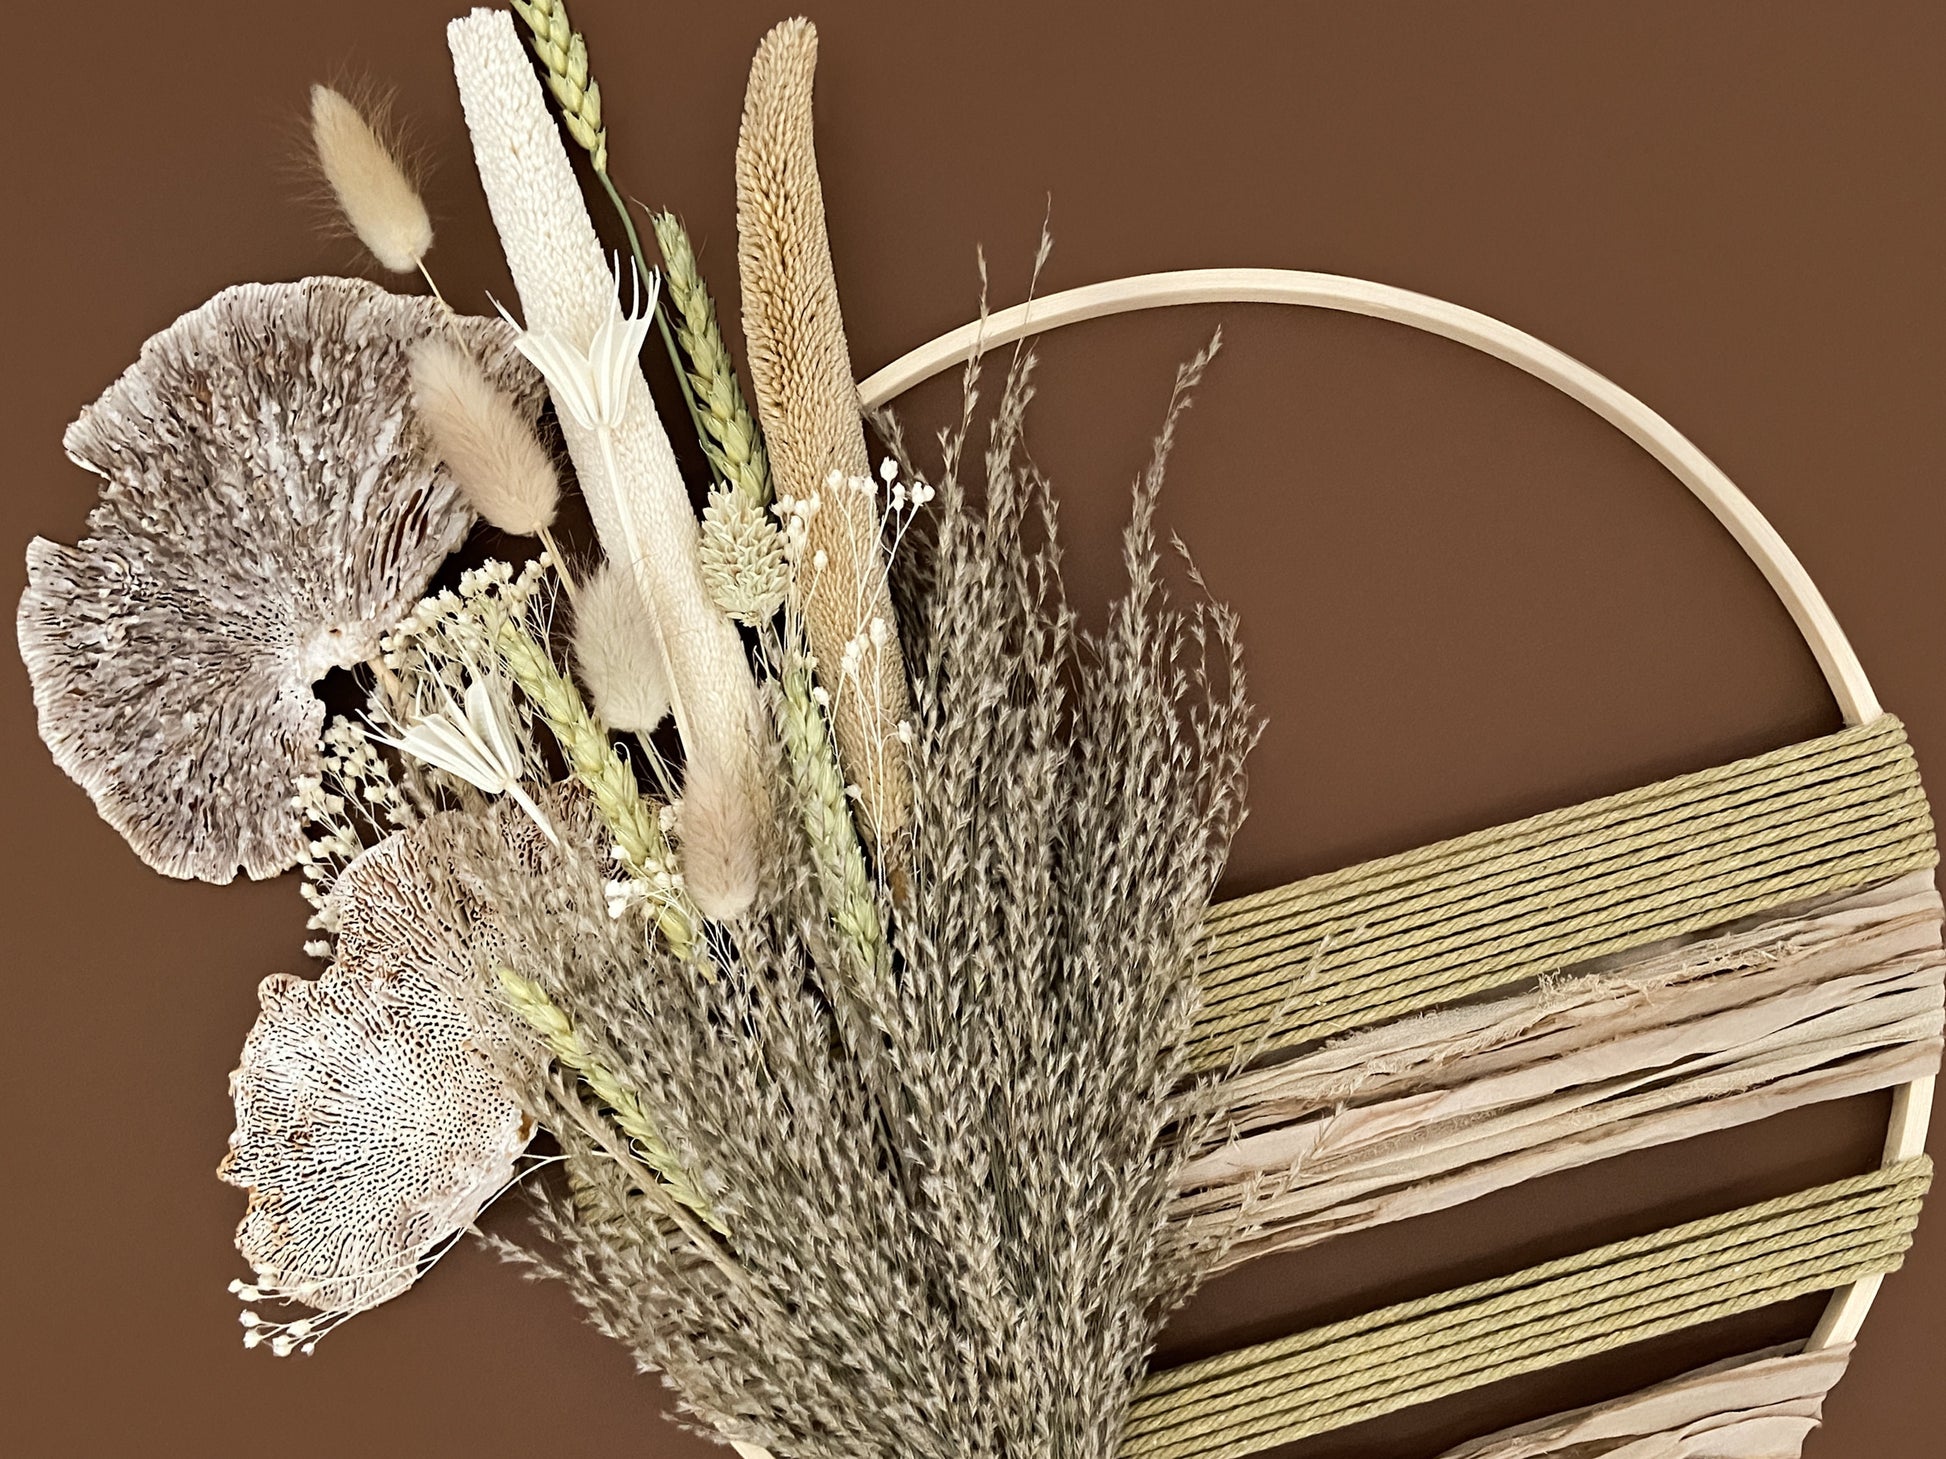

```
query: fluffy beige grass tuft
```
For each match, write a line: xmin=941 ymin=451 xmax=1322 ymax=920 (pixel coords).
xmin=571 ymin=563 xmax=673 ymax=735
xmin=410 ymin=338 xmax=559 ymax=537
xmin=310 ymin=85 xmax=433 ymax=274
xmin=677 ymin=755 xmax=762 ymax=921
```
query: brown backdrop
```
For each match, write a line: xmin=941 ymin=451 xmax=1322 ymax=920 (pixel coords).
xmin=3 ymin=2 xmax=1941 ymax=1454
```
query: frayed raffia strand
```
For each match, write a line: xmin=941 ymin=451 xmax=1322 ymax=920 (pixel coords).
xmin=1189 ymin=715 xmax=1936 ymax=1064
xmin=1177 ymin=872 xmax=1943 ymax=1269
xmin=1432 ymin=1342 xmax=1852 ymax=1458
xmin=736 ymin=19 xmax=913 ymax=847
xmin=1122 ymin=1159 xmax=1931 ymax=1459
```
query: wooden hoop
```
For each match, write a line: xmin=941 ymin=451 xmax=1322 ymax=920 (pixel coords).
xmin=857 ymin=266 xmax=1930 ymax=1352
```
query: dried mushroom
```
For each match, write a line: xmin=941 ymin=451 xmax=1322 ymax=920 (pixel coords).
xmin=18 ymin=277 xmax=541 ymax=882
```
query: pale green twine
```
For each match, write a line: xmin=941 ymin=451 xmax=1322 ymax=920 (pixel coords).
xmin=1122 ymin=1157 xmax=1931 ymax=1459
xmin=1191 ymin=715 xmax=1935 ymax=1066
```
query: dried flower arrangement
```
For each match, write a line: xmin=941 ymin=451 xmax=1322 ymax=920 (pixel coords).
xmin=19 ymin=6 xmax=1941 ymax=1459
xmin=17 ymin=4 xmax=1254 ymax=1453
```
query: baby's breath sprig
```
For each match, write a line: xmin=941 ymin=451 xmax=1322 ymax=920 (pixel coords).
xmin=505 ymin=0 xmax=708 ymax=449
xmin=497 ymin=966 xmax=722 ymax=1231
xmin=292 ymin=718 xmax=415 ymax=951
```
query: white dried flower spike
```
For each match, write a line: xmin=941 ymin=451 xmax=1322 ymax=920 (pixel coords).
xmin=381 ymin=678 xmax=557 ymax=844
xmin=17 ymin=279 xmax=535 ymax=882
xmin=496 ymin=259 xmax=657 ymax=433
xmin=409 ymin=337 xmax=559 ymax=536
xmin=310 ymin=86 xmax=434 ymax=275
xmin=451 ymin=7 xmax=770 ymax=914
xmin=572 ymin=563 xmax=674 ymax=735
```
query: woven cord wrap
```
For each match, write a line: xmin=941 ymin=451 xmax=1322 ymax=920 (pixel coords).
xmin=1191 ymin=715 xmax=1935 ymax=1066
xmin=1121 ymin=1158 xmax=1931 ymax=1459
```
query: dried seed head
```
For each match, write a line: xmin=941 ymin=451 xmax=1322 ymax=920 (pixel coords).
xmin=410 ymin=337 xmax=558 ymax=536
xmin=310 ymin=85 xmax=434 ymax=274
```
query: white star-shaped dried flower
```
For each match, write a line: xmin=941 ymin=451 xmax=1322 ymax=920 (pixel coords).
xmin=495 ymin=259 xmax=657 ymax=432
xmin=380 ymin=677 xmax=558 ymax=845
xmin=17 ymin=277 xmax=543 ymax=882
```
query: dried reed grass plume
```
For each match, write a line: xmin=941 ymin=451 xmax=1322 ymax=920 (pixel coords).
xmin=310 ymin=85 xmax=434 ymax=274
xmin=410 ymin=337 xmax=559 ymax=536
xmin=484 ymin=338 xmax=1255 ymax=1458
xmin=736 ymin=18 xmax=912 ymax=845
xmin=18 ymin=278 xmax=534 ymax=882
xmin=571 ymin=563 xmax=672 ymax=735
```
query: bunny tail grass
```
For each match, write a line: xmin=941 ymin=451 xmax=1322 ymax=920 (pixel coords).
xmin=309 ymin=85 xmax=433 ymax=274
xmin=410 ymin=338 xmax=559 ymax=537
xmin=571 ymin=563 xmax=674 ymax=736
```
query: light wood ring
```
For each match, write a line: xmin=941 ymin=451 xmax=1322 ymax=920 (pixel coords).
xmin=857 ymin=266 xmax=1929 ymax=1352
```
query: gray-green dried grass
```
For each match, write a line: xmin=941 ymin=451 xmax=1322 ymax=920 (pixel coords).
xmin=473 ymin=338 xmax=1255 ymax=1459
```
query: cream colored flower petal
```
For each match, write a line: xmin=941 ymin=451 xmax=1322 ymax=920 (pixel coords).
xmin=17 ymin=277 xmax=541 ymax=882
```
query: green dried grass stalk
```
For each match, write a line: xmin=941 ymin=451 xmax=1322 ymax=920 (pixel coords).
xmin=651 ymin=211 xmax=772 ymax=509
xmin=505 ymin=0 xmax=709 ymax=447
xmin=653 ymin=210 xmax=790 ymax=623
xmin=490 ymin=617 xmax=693 ymax=948
xmin=508 ymin=0 xmax=606 ymax=170
xmin=498 ymin=965 xmax=722 ymax=1230
xmin=775 ymin=655 xmax=887 ymax=988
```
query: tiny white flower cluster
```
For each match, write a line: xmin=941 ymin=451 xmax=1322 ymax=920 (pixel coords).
xmin=379 ymin=556 xmax=549 ymax=694
xmin=228 ymin=1276 xmax=345 ymax=1357
xmin=293 ymin=716 xmax=410 ymax=939
xmin=371 ymin=558 xmax=561 ymax=844
xmin=870 ymin=453 xmax=936 ymax=515
xmin=813 ymin=459 xmax=937 ymax=529
xmin=771 ymin=484 xmax=824 ymax=571
xmin=295 ymin=556 xmax=559 ymax=941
